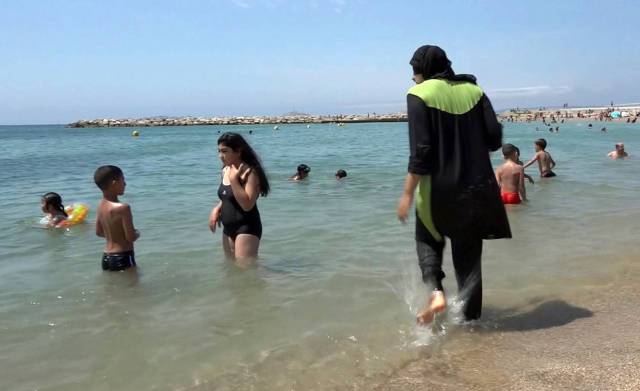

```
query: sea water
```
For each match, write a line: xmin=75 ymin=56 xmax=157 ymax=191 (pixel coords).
xmin=1 ymin=121 xmax=639 ymax=390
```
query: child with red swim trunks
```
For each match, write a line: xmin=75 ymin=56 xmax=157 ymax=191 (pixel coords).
xmin=495 ymin=144 xmax=527 ymax=205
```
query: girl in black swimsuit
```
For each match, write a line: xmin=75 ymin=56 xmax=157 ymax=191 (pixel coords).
xmin=209 ymin=133 xmax=270 ymax=262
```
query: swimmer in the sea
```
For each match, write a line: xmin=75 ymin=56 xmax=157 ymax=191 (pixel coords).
xmin=601 ymin=127 xmax=607 ymax=133
xmin=335 ymin=169 xmax=347 ymax=180
xmin=291 ymin=164 xmax=310 ymax=181
xmin=608 ymin=143 xmax=629 ymax=160
xmin=40 ymin=192 xmax=68 ymax=227
xmin=524 ymin=138 xmax=556 ymax=178
xmin=495 ymin=144 xmax=526 ymax=204
xmin=94 ymin=165 xmax=140 ymax=272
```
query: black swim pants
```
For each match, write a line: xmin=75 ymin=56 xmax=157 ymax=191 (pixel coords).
xmin=102 ymin=251 xmax=136 ymax=271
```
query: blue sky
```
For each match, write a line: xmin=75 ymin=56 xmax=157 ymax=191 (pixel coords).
xmin=1 ymin=0 xmax=638 ymax=124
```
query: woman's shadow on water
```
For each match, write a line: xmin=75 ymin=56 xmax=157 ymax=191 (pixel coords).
xmin=481 ymin=299 xmax=593 ymax=332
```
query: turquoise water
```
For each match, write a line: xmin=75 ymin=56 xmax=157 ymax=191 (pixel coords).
xmin=1 ymin=121 xmax=640 ymax=390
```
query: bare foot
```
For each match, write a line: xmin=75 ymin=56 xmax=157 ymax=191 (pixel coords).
xmin=417 ymin=291 xmax=446 ymax=326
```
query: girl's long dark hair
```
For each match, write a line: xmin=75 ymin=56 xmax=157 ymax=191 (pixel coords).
xmin=42 ymin=192 xmax=68 ymax=217
xmin=218 ymin=132 xmax=270 ymax=196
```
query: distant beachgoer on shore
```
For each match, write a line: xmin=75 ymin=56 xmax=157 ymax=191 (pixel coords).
xmin=495 ymin=144 xmax=526 ymax=204
xmin=209 ymin=132 xmax=270 ymax=264
xmin=94 ymin=165 xmax=140 ymax=272
xmin=524 ymin=139 xmax=556 ymax=178
xmin=291 ymin=164 xmax=310 ymax=181
xmin=608 ymin=143 xmax=629 ymax=160
xmin=397 ymin=44 xmax=511 ymax=326
xmin=335 ymin=169 xmax=347 ymax=180
xmin=40 ymin=192 xmax=68 ymax=227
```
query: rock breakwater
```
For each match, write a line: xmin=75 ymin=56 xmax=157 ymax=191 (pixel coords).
xmin=67 ymin=113 xmax=408 ymax=128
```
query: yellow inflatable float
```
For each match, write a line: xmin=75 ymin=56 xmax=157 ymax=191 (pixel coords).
xmin=57 ymin=203 xmax=89 ymax=227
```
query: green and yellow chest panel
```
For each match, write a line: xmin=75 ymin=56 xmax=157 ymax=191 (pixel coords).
xmin=408 ymin=79 xmax=484 ymax=241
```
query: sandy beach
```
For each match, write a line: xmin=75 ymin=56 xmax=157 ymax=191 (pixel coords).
xmin=371 ymin=260 xmax=640 ymax=391
xmin=499 ymin=106 xmax=640 ymax=124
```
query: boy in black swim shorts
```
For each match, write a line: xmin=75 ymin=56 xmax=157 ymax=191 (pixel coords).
xmin=94 ymin=165 xmax=140 ymax=271
xmin=524 ymin=138 xmax=557 ymax=178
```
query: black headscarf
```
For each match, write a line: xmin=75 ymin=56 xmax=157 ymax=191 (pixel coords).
xmin=410 ymin=45 xmax=477 ymax=84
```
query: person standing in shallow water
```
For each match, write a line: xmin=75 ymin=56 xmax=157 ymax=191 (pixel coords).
xmin=397 ymin=45 xmax=511 ymax=326
xmin=209 ymin=132 xmax=270 ymax=265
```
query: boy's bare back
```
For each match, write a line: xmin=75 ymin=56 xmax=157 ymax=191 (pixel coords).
xmin=536 ymin=151 xmax=555 ymax=176
xmin=496 ymin=161 xmax=524 ymax=194
xmin=96 ymin=199 xmax=137 ymax=253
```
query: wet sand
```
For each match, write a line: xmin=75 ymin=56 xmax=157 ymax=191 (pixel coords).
xmin=371 ymin=263 xmax=640 ymax=391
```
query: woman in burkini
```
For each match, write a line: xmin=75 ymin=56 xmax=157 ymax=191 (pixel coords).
xmin=41 ymin=192 xmax=68 ymax=227
xmin=209 ymin=132 xmax=270 ymax=262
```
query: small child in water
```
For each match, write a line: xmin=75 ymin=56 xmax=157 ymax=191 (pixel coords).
xmin=94 ymin=165 xmax=139 ymax=271
xmin=608 ymin=143 xmax=629 ymax=159
xmin=524 ymin=138 xmax=556 ymax=177
xmin=291 ymin=164 xmax=310 ymax=181
xmin=495 ymin=144 xmax=527 ymax=204
xmin=40 ymin=192 xmax=68 ymax=227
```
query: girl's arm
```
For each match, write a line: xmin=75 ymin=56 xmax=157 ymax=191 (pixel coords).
xmin=229 ymin=169 xmax=260 ymax=211
xmin=209 ymin=201 xmax=222 ymax=232
xmin=45 ymin=215 xmax=57 ymax=228
xmin=50 ymin=214 xmax=66 ymax=228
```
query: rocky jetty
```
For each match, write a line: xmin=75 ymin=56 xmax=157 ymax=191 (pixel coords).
xmin=67 ymin=113 xmax=408 ymax=128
